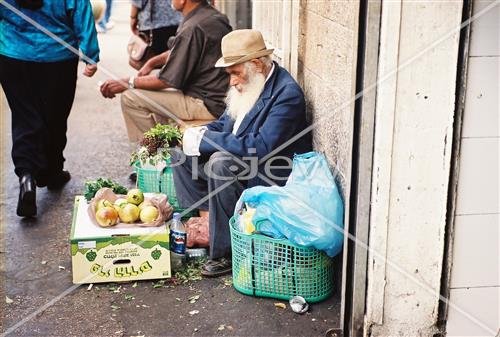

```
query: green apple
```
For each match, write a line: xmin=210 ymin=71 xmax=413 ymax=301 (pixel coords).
xmin=96 ymin=199 xmax=113 ymax=211
xmin=118 ymin=203 xmax=140 ymax=223
xmin=127 ymin=189 xmax=144 ymax=205
xmin=95 ymin=207 xmax=119 ymax=227
xmin=138 ymin=200 xmax=153 ymax=212
xmin=113 ymin=198 xmax=128 ymax=212
xmin=140 ymin=206 xmax=159 ymax=223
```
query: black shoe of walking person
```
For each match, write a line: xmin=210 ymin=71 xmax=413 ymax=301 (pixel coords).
xmin=17 ymin=173 xmax=37 ymax=217
xmin=47 ymin=170 xmax=71 ymax=190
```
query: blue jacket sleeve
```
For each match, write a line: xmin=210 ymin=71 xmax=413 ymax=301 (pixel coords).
xmin=206 ymin=112 xmax=229 ymax=132
xmin=71 ymin=0 xmax=100 ymax=63
xmin=199 ymin=85 xmax=306 ymax=158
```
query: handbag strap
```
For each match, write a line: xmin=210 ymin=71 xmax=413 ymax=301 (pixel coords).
xmin=147 ymin=0 xmax=154 ymax=45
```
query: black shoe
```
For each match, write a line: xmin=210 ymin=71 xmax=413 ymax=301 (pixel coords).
xmin=35 ymin=174 xmax=48 ymax=188
xmin=201 ymin=257 xmax=232 ymax=277
xmin=47 ymin=170 xmax=71 ymax=190
xmin=129 ymin=172 xmax=137 ymax=183
xmin=17 ymin=174 xmax=37 ymax=217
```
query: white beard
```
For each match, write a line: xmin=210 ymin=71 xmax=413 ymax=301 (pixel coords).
xmin=225 ymin=70 xmax=266 ymax=121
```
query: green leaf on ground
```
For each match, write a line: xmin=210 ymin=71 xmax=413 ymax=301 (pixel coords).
xmin=152 ymin=280 xmax=165 ymax=288
xmin=188 ymin=294 xmax=200 ymax=304
xmin=108 ymin=284 xmax=120 ymax=292
xmin=173 ymin=258 xmax=207 ymax=284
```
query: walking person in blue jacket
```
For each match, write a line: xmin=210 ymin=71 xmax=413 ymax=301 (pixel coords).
xmin=0 ymin=0 xmax=100 ymax=217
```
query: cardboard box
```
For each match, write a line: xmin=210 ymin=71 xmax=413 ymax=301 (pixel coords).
xmin=70 ymin=196 xmax=171 ymax=284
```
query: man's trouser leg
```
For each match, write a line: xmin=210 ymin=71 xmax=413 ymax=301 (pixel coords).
xmin=171 ymin=151 xmax=210 ymax=212
xmin=41 ymin=58 xmax=78 ymax=177
xmin=206 ymin=152 xmax=247 ymax=259
xmin=120 ymin=89 xmax=215 ymax=142
xmin=0 ymin=55 xmax=46 ymax=179
xmin=171 ymin=151 xmax=248 ymax=259
xmin=0 ymin=55 xmax=77 ymax=183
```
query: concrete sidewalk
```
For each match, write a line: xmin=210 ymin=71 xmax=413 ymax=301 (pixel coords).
xmin=0 ymin=5 xmax=341 ymax=336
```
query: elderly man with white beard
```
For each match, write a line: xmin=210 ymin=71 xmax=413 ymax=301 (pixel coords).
xmin=171 ymin=29 xmax=312 ymax=277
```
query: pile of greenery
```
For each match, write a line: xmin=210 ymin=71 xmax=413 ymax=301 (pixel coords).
xmin=173 ymin=258 xmax=207 ymax=284
xmin=130 ymin=124 xmax=182 ymax=167
xmin=84 ymin=178 xmax=128 ymax=201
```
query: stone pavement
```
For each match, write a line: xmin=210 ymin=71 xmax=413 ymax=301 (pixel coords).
xmin=0 ymin=4 xmax=341 ymax=336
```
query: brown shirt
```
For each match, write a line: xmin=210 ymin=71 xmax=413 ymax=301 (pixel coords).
xmin=158 ymin=3 xmax=232 ymax=118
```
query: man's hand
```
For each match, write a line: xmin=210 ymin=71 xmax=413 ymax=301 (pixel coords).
xmin=137 ymin=61 xmax=153 ymax=77
xmin=83 ymin=64 xmax=97 ymax=77
xmin=100 ymin=79 xmax=128 ymax=98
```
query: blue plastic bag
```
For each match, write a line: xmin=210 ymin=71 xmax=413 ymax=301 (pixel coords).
xmin=235 ymin=152 xmax=344 ymax=257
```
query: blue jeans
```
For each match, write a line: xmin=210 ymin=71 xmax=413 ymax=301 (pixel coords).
xmin=98 ymin=0 xmax=113 ymax=29
xmin=171 ymin=151 xmax=248 ymax=259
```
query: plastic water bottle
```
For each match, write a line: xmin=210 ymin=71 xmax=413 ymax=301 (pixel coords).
xmin=169 ymin=213 xmax=186 ymax=272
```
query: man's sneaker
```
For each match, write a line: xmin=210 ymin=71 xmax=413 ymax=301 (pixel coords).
xmin=105 ymin=21 xmax=115 ymax=30
xmin=201 ymin=257 xmax=232 ymax=277
xmin=96 ymin=24 xmax=106 ymax=34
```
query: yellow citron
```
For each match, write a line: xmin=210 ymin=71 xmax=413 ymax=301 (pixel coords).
xmin=242 ymin=207 xmax=256 ymax=234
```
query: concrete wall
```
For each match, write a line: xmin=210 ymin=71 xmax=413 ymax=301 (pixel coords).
xmin=295 ymin=3 xmax=360 ymax=327
xmin=366 ymin=1 xmax=463 ymax=335
xmin=446 ymin=1 xmax=500 ymax=335
xmin=296 ymin=0 xmax=359 ymax=195
xmin=215 ymin=0 xmax=251 ymax=29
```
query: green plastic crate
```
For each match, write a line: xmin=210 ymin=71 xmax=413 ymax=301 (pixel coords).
xmin=134 ymin=160 xmax=197 ymax=218
xmin=230 ymin=217 xmax=334 ymax=303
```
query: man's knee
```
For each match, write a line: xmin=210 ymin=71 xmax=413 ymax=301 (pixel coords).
xmin=170 ymin=149 xmax=192 ymax=170
xmin=208 ymin=152 xmax=239 ymax=176
xmin=120 ymin=89 xmax=135 ymax=113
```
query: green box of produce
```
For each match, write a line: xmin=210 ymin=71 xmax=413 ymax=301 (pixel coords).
xmin=70 ymin=196 xmax=171 ymax=284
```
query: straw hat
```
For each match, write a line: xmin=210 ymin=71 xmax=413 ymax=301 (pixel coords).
xmin=215 ymin=30 xmax=274 ymax=68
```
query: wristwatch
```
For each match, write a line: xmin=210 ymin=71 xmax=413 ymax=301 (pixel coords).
xmin=128 ymin=76 xmax=135 ymax=89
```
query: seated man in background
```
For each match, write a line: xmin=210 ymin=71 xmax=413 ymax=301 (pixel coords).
xmin=100 ymin=0 xmax=231 ymax=142
xmin=172 ymin=29 xmax=313 ymax=277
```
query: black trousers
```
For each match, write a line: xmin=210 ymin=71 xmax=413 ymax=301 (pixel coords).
xmin=171 ymin=151 xmax=248 ymax=259
xmin=0 ymin=55 xmax=78 ymax=183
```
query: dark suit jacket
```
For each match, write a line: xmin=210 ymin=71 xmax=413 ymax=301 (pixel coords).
xmin=199 ymin=62 xmax=313 ymax=187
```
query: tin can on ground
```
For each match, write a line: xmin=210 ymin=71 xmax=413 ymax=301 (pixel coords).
xmin=289 ymin=296 xmax=309 ymax=314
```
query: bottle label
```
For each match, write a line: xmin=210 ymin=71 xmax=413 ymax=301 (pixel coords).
xmin=170 ymin=230 xmax=186 ymax=254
